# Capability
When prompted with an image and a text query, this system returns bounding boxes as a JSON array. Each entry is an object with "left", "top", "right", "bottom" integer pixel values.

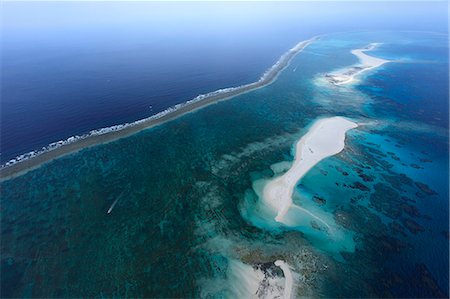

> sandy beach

[
  {"left": 325, "top": 43, "right": 390, "bottom": 85},
  {"left": 262, "top": 116, "right": 358, "bottom": 222},
  {"left": 0, "top": 37, "right": 318, "bottom": 180}
]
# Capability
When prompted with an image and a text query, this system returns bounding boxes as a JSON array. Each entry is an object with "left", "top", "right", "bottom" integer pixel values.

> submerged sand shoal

[
  {"left": 0, "top": 37, "right": 318, "bottom": 181},
  {"left": 263, "top": 116, "right": 358, "bottom": 222}
]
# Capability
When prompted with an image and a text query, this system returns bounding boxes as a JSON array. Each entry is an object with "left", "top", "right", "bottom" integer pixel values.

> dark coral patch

[
  {"left": 351, "top": 182, "right": 370, "bottom": 192},
  {"left": 313, "top": 195, "right": 326, "bottom": 206},
  {"left": 401, "top": 218, "right": 425, "bottom": 235},
  {"left": 414, "top": 182, "right": 437, "bottom": 196}
]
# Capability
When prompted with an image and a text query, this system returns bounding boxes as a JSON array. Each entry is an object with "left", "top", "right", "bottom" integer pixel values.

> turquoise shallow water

[{"left": 1, "top": 31, "right": 448, "bottom": 298}]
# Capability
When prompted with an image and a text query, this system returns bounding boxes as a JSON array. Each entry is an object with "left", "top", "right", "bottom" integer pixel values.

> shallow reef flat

[
  {"left": 0, "top": 38, "right": 317, "bottom": 181},
  {"left": 1, "top": 31, "right": 448, "bottom": 298}
]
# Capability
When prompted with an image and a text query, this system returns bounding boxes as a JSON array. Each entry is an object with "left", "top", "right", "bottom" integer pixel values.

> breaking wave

[{"left": 1, "top": 37, "right": 317, "bottom": 170}]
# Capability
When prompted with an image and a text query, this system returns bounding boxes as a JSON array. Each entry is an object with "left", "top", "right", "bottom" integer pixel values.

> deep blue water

[
  {"left": 1, "top": 2, "right": 449, "bottom": 298},
  {"left": 1, "top": 29, "right": 297, "bottom": 161},
  {"left": 356, "top": 33, "right": 449, "bottom": 296},
  {"left": 1, "top": 30, "right": 448, "bottom": 298},
  {"left": 1, "top": 1, "right": 448, "bottom": 162},
  {"left": 361, "top": 32, "right": 449, "bottom": 128}
]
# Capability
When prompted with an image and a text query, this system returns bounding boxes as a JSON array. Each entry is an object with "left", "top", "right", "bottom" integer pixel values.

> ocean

[
  {"left": 2, "top": 30, "right": 448, "bottom": 298},
  {"left": 0, "top": 23, "right": 293, "bottom": 162},
  {"left": 1, "top": 1, "right": 447, "bottom": 163},
  {"left": 1, "top": 1, "right": 449, "bottom": 298}
]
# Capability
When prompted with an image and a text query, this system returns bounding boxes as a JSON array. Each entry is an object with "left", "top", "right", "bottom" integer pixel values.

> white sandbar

[
  {"left": 274, "top": 260, "right": 294, "bottom": 299},
  {"left": 263, "top": 116, "right": 358, "bottom": 222},
  {"left": 326, "top": 43, "right": 390, "bottom": 85}
]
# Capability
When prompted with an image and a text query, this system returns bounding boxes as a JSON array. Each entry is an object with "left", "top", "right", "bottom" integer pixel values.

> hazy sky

[
  {"left": 2, "top": 2, "right": 447, "bottom": 44},
  {"left": 3, "top": 1, "right": 448, "bottom": 30},
  {"left": 1, "top": 0, "right": 448, "bottom": 160}
]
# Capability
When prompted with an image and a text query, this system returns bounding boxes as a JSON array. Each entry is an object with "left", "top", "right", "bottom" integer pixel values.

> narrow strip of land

[
  {"left": 274, "top": 260, "right": 294, "bottom": 299},
  {"left": 1, "top": 37, "right": 318, "bottom": 180}
]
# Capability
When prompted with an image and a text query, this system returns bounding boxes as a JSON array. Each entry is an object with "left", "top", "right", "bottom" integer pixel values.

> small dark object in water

[
  {"left": 359, "top": 173, "right": 374, "bottom": 182},
  {"left": 402, "top": 218, "right": 425, "bottom": 235},
  {"left": 351, "top": 182, "right": 370, "bottom": 192},
  {"left": 419, "top": 158, "right": 432, "bottom": 163},
  {"left": 414, "top": 182, "right": 437, "bottom": 196},
  {"left": 410, "top": 163, "right": 424, "bottom": 169},
  {"left": 400, "top": 203, "right": 421, "bottom": 218},
  {"left": 320, "top": 169, "right": 328, "bottom": 176},
  {"left": 310, "top": 220, "right": 322, "bottom": 231},
  {"left": 313, "top": 195, "right": 326, "bottom": 205}
]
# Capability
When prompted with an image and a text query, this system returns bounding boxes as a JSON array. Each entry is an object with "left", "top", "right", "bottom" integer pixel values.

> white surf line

[
  {"left": 326, "top": 43, "right": 390, "bottom": 85},
  {"left": 274, "top": 260, "right": 294, "bottom": 299},
  {"left": 1, "top": 36, "right": 319, "bottom": 181},
  {"left": 263, "top": 116, "right": 358, "bottom": 223}
]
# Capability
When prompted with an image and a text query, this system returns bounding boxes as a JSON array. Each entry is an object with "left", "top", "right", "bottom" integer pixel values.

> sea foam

[{"left": 1, "top": 38, "right": 317, "bottom": 172}]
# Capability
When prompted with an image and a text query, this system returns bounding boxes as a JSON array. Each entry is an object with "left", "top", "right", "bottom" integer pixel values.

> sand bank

[
  {"left": 274, "top": 260, "right": 294, "bottom": 299},
  {"left": 325, "top": 43, "right": 390, "bottom": 85},
  {"left": 1, "top": 37, "right": 318, "bottom": 181},
  {"left": 263, "top": 116, "right": 358, "bottom": 222},
  {"left": 225, "top": 259, "right": 288, "bottom": 298},
  {"left": 227, "top": 259, "right": 265, "bottom": 298}
]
